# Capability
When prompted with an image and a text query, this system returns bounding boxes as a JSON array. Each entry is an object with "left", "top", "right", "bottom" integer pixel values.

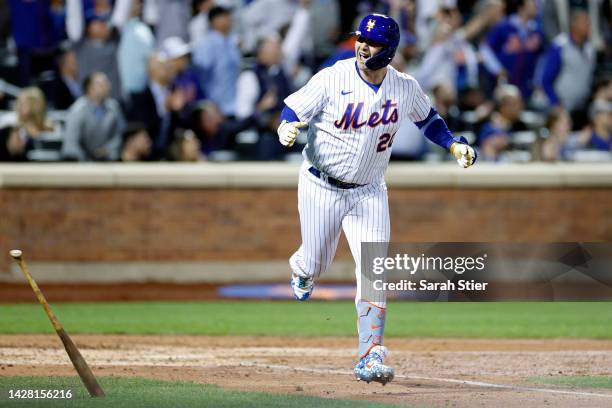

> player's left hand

[
  {"left": 450, "top": 142, "right": 477, "bottom": 168},
  {"left": 278, "top": 120, "right": 308, "bottom": 147}
]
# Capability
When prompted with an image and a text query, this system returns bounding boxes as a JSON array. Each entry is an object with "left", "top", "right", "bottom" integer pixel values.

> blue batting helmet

[{"left": 353, "top": 14, "right": 400, "bottom": 70}]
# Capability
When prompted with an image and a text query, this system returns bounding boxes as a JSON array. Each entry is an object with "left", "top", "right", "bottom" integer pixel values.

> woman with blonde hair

[
  {"left": 1, "top": 87, "right": 58, "bottom": 161},
  {"left": 16, "top": 87, "right": 54, "bottom": 133}
]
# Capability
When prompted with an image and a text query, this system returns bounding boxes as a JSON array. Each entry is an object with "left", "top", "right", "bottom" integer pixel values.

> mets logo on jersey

[{"left": 334, "top": 100, "right": 398, "bottom": 130}]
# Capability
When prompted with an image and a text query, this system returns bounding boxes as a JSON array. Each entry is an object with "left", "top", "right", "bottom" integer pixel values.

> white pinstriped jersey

[{"left": 284, "top": 58, "right": 432, "bottom": 185}]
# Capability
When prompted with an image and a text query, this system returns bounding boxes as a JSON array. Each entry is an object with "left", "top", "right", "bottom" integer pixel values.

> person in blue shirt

[
  {"left": 8, "top": 0, "right": 67, "bottom": 86},
  {"left": 192, "top": 6, "right": 241, "bottom": 117},
  {"left": 481, "top": 0, "right": 545, "bottom": 99},
  {"left": 579, "top": 100, "right": 611, "bottom": 151}
]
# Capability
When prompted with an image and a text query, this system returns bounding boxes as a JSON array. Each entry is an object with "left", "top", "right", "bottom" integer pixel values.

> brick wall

[{"left": 1, "top": 187, "right": 611, "bottom": 274}]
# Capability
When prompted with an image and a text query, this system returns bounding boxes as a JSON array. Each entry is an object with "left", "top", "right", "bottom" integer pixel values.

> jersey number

[{"left": 376, "top": 132, "right": 396, "bottom": 152}]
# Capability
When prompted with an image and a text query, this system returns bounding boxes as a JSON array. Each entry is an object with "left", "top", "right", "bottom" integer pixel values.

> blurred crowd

[{"left": 0, "top": 0, "right": 610, "bottom": 163}]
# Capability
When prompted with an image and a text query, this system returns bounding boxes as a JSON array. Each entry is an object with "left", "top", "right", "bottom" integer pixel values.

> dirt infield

[
  {"left": 1, "top": 335, "right": 612, "bottom": 407},
  {"left": 2, "top": 282, "right": 611, "bottom": 302}
]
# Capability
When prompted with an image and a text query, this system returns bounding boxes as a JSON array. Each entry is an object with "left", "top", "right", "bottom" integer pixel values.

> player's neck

[{"left": 359, "top": 66, "right": 387, "bottom": 86}]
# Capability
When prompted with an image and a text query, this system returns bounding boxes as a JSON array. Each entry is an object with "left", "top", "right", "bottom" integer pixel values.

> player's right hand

[
  {"left": 450, "top": 142, "right": 477, "bottom": 168},
  {"left": 278, "top": 120, "right": 308, "bottom": 147}
]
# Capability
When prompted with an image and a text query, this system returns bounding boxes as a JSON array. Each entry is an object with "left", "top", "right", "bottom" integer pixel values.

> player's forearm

[
  {"left": 422, "top": 117, "right": 457, "bottom": 150},
  {"left": 415, "top": 108, "right": 477, "bottom": 168},
  {"left": 414, "top": 108, "right": 456, "bottom": 150}
]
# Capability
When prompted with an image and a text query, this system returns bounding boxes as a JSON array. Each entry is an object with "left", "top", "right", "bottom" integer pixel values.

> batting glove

[
  {"left": 450, "top": 141, "right": 477, "bottom": 168},
  {"left": 278, "top": 120, "right": 308, "bottom": 147}
]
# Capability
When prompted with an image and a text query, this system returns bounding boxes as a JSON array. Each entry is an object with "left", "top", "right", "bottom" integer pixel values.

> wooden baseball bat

[{"left": 9, "top": 249, "right": 105, "bottom": 397}]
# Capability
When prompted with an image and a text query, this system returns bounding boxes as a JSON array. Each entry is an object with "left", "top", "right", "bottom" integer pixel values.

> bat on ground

[{"left": 9, "top": 249, "right": 105, "bottom": 397}]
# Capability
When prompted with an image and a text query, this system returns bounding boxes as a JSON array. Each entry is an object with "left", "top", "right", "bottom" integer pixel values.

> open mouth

[{"left": 358, "top": 52, "right": 370, "bottom": 63}]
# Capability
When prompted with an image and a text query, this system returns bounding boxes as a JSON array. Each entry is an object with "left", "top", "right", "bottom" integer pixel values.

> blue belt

[{"left": 308, "top": 166, "right": 363, "bottom": 189}]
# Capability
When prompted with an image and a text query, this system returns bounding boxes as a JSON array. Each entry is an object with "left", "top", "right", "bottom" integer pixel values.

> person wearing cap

[
  {"left": 160, "top": 36, "right": 205, "bottom": 107},
  {"left": 192, "top": 6, "right": 241, "bottom": 117}
]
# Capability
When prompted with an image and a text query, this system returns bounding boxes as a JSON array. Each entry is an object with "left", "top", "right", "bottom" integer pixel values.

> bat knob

[{"left": 9, "top": 249, "right": 23, "bottom": 259}]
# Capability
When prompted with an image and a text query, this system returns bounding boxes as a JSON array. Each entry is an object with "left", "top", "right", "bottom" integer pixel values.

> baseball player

[{"left": 277, "top": 14, "right": 476, "bottom": 385}]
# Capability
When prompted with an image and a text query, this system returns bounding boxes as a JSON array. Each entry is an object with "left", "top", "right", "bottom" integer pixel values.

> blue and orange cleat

[{"left": 354, "top": 345, "right": 394, "bottom": 385}]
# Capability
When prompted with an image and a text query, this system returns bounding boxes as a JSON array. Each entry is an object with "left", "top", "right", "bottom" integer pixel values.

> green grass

[
  {"left": 0, "top": 301, "right": 611, "bottom": 338},
  {"left": 528, "top": 376, "right": 612, "bottom": 390},
  {"left": 0, "top": 376, "right": 402, "bottom": 408}
]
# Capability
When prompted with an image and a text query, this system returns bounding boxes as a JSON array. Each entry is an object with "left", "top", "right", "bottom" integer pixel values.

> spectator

[
  {"left": 592, "top": 78, "right": 612, "bottom": 102},
  {"left": 481, "top": 0, "right": 545, "bottom": 99},
  {"left": 160, "top": 36, "right": 205, "bottom": 107},
  {"left": 194, "top": 100, "right": 257, "bottom": 156},
  {"left": 541, "top": 0, "right": 607, "bottom": 52},
  {"left": 0, "top": 1, "right": 10, "bottom": 46},
  {"left": 432, "top": 82, "right": 469, "bottom": 132},
  {"left": 578, "top": 99, "right": 611, "bottom": 151},
  {"left": 235, "top": 35, "right": 291, "bottom": 121},
  {"left": 415, "top": 4, "right": 479, "bottom": 93},
  {"left": 0, "top": 127, "right": 21, "bottom": 161},
  {"left": 0, "top": 87, "right": 59, "bottom": 161},
  {"left": 62, "top": 72, "right": 125, "bottom": 161},
  {"left": 478, "top": 84, "right": 527, "bottom": 160},
  {"left": 125, "top": 54, "right": 187, "bottom": 159},
  {"left": 278, "top": 0, "right": 314, "bottom": 88},
  {"left": 120, "top": 123, "right": 153, "bottom": 161},
  {"left": 189, "top": 0, "right": 214, "bottom": 44},
  {"left": 239, "top": 0, "right": 298, "bottom": 54},
  {"left": 387, "top": 0, "right": 418, "bottom": 44},
  {"left": 118, "top": 0, "right": 155, "bottom": 95},
  {"left": 66, "top": 0, "right": 129, "bottom": 100},
  {"left": 169, "top": 128, "right": 204, "bottom": 161},
  {"left": 8, "top": 0, "right": 67, "bottom": 86},
  {"left": 414, "top": 0, "right": 445, "bottom": 51},
  {"left": 45, "top": 48, "right": 82, "bottom": 110},
  {"left": 236, "top": 35, "right": 292, "bottom": 159},
  {"left": 539, "top": 107, "right": 572, "bottom": 161},
  {"left": 147, "top": 0, "right": 191, "bottom": 46},
  {"left": 193, "top": 6, "right": 241, "bottom": 116},
  {"left": 539, "top": 10, "right": 595, "bottom": 114},
  {"left": 309, "top": 0, "right": 341, "bottom": 65}
]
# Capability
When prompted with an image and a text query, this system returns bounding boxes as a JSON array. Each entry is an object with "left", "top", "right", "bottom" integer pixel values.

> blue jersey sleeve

[
  {"left": 414, "top": 108, "right": 459, "bottom": 150},
  {"left": 280, "top": 105, "right": 301, "bottom": 123}
]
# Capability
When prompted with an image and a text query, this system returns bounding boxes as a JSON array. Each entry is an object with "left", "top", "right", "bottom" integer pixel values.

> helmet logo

[{"left": 366, "top": 19, "right": 376, "bottom": 32}]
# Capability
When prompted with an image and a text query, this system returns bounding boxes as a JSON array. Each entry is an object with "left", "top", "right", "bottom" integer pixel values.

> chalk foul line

[{"left": 238, "top": 362, "right": 612, "bottom": 399}]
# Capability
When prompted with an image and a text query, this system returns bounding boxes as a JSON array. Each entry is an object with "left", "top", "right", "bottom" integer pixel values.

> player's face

[{"left": 355, "top": 36, "right": 384, "bottom": 71}]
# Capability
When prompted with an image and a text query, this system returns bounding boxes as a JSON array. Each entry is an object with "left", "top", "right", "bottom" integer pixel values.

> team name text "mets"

[{"left": 334, "top": 100, "right": 398, "bottom": 130}]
